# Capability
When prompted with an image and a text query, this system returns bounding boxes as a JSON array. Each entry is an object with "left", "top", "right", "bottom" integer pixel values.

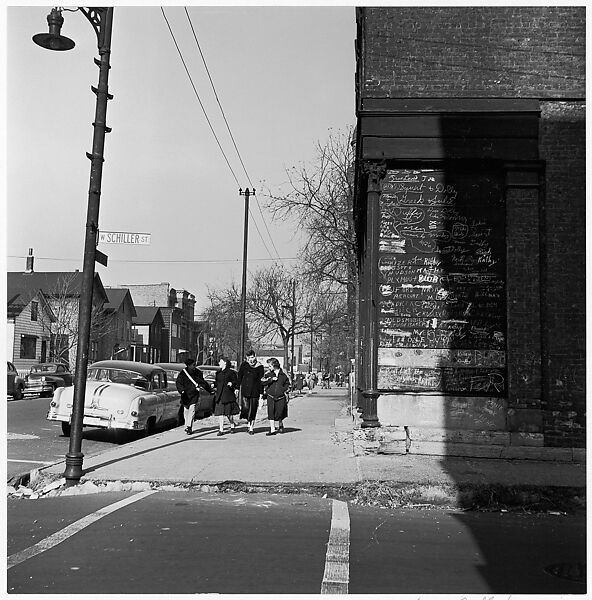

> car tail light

[
  {"left": 131, "top": 410, "right": 138, "bottom": 417},
  {"left": 50, "top": 400, "right": 57, "bottom": 407}
]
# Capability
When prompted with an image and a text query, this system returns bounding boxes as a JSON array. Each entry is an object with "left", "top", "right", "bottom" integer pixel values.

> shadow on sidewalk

[{"left": 82, "top": 425, "right": 220, "bottom": 475}]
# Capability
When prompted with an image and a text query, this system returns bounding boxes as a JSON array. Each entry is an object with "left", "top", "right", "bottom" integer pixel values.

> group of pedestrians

[{"left": 175, "top": 351, "right": 291, "bottom": 437}]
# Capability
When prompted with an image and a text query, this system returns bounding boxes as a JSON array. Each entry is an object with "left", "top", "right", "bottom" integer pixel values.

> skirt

[
  {"left": 214, "top": 400, "right": 240, "bottom": 417},
  {"left": 267, "top": 395, "right": 287, "bottom": 421},
  {"left": 240, "top": 396, "right": 259, "bottom": 421}
]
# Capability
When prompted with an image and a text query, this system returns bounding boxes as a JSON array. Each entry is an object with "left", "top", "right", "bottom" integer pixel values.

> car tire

[
  {"left": 12, "top": 386, "right": 24, "bottom": 401},
  {"left": 144, "top": 417, "right": 156, "bottom": 437},
  {"left": 61, "top": 421, "right": 71, "bottom": 437}
]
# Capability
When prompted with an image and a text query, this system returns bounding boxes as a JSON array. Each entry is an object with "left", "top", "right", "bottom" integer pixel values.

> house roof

[
  {"left": 6, "top": 276, "right": 55, "bottom": 320},
  {"left": 133, "top": 306, "right": 163, "bottom": 325},
  {"left": 7, "top": 271, "right": 108, "bottom": 304},
  {"left": 104, "top": 288, "right": 137, "bottom": 317}
]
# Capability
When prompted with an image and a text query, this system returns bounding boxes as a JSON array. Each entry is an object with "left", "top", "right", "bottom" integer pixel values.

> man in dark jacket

[
  {"left": 237, "top": 350, "right": 265, "bottom": 435},
  {"left": 175, "top": 358, "right": 212, "bottom": 435}
]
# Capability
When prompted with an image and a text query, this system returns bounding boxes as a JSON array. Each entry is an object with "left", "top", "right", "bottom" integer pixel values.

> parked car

[
  {"left": 47, "top": 360, "right": 181, "bottom": 437},
  {"left": 7, "top": 362, "right": 25, "bottom": 400},
  {"left": 197, "top": 364, "right": 221, "bottom": 389},
  {"left": 25, "top": 362, "right": 73, "bottom": 397},
  {"left": 155, "top": 363, "right": 217, "bottom": 420}
]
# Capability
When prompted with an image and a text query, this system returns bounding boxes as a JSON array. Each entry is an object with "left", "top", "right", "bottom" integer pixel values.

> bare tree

[
  {"left": 37, "top": 273, "right": 112, "bottom": 367},
  {"left": 246, "top": 264, "right": 347, "bottom": 371},
  {"left": 264, "top": 127, "right": 357, "bottom": 300},
  {"left": 202, "top": 283, "right": 243, "bottom": 362}
]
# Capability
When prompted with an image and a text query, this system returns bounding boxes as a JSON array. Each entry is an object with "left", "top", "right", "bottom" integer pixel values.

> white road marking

[
  {"left": 7, "top": 433, "right": 40, "bottom": 440},
  {"left": 321, "top": 499, "right": 350, "bottom": 594},
  {"left": 7, "top": 459, "right": 54, "bottom": 465},
  {"left": 7, "top": 490, "right": 156, "bottom": 569}
]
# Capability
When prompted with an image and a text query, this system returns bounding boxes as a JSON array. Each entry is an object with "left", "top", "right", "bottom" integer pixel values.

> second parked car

[
  {"left": 7, "top": 362, "right": 25, "bottom": 400},
  {"left": 26, "top": 362, "right": 73, "bottom": 397}
]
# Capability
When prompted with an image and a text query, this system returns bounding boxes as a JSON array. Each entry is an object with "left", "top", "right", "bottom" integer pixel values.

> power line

[
  {"left": 184, "top": 7, "right": 252, "bottom": 189},
  {"left": 183, "top": 7, "right": 283, "bottom": 263},
  {"left": 8, "top": 255, "right": 298, "bottom": 265},
  {"left": 160, "top": 7, "right": 241, "bottom": 186}
]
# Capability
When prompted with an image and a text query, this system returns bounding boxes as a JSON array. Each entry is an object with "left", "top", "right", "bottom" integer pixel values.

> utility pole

[
  {"left": 290, "top": 279, "right": 296, "bottom": 380},
  {"left": 309, "top": 312, "right": 313, "bottom": 373},
  {"left": 238, "top": 188, "right": 254, "bottom": 366}
]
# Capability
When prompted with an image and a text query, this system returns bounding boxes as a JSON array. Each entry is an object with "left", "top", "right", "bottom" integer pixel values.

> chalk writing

[
  {"left": 376, "top": 168, "right": 507, "bottom": 393},
  {"left": 378, "top": 366, "right": 506, "bottom": 395}
]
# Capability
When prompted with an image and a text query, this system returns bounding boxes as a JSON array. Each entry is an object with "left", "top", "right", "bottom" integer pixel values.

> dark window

[
  {"left": 31, "top": 301, "right": 38, "bottom": 321},
  {"left": 20, "top": 335, "right": 37, "bottom": 359}
]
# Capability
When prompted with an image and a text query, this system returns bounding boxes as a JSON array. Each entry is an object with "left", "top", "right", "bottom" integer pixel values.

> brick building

[
  {"left": 354, "top": 7, "right": 585, "bottom": 457},
  {"left": 123, "top": 283, "right": 206, "bottom": 363}
]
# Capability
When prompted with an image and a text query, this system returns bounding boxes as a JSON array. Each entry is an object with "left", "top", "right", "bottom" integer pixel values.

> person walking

[
  {"left": 213, "top": 356, "right": 239, "bottom": 436},
  {"left": 237, "top": 350, "right": 265, "bottom": 435},
  {"left": 294, "top": 372, "right": 304, "bottom": 395},
  {"left": 175, "top": 358, "right": 212, "bottom": 435},
  {"left": 261, "top": 357, "right": 290, "bottom": 436}
]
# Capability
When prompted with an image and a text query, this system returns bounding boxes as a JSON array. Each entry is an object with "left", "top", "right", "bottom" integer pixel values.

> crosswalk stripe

[
  {"left": 7, "top": 490, "right": 156, "bottom": 569},
  {"left": 321, "top": 499, "right": 350, "bottom": 594}
]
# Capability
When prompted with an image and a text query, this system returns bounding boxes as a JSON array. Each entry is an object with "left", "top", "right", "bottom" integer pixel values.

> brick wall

[
  {"left": 357, "top": 7, "right": 585, "bottom": 448},
  {"left": 539, "top": 101, "right": 586, "bottom": 447},
  {"left": 361, "top": 7, "right": 585, "bottom": 99}
]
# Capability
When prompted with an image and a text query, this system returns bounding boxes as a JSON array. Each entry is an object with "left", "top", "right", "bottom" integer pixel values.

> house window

[
  {"left": 31, "top": 301, "right": 38, "bottom": 321},
  {"left": 20, "top": 335, "right": 37, "bottom": 359}
]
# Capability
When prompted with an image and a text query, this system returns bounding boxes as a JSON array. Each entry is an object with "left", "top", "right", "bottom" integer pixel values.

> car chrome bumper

[
  {"left": 47, "top": 413, "right": 140, "bottom": 431},
  {"left": 26, "top": 382, "right": 53, "bottom": 393}
]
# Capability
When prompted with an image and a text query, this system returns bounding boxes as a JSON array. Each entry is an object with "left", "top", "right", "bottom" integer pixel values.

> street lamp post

[
  {"left": 306, "top": 312, "right": 313, "bottom": 373},
  {"left": 33, "top": 6, "right": 114, "bottom": 485},
  {"left": 282, "top": 279, "right": 296, "bottom": 381},
  {"left": 238, "top": 188, "right": 255, "bottom": 365}
]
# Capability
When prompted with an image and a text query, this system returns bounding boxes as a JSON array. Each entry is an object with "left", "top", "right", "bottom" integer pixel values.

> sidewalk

[{"left": 34, "top": 388, "right": 585, "bottom": 497}]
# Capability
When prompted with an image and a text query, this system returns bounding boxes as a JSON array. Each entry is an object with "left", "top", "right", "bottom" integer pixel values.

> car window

[
  {"left": 88, "top": 368, "right": 150, "bottom": 389},
  {"left": 8, "top": 362, "right": 15, "bottom": 372},
  {"left": 57, "top": 365, "right": 64, "bottom": 373},
  {"left": 151, "top": 372, "right": 164, "bottom": 390},
  {"left": 31, "top": 364, "right": 54, "bottom": 373}
]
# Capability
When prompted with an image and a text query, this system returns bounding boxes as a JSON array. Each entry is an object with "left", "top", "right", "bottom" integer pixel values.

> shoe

[
  {"left": 278, "top": 424, "right": 284, "bottom": 433},
  {"left": 266, "top": 431, "right": 276, "bottom": 436},
  {"left": 185, "top": 428, "right": 192, "bottom": 435},
  {"left": 230, "top": 427, "right": 235, "bottom": 434},
  {"left": 217, "top": 431, "right": 224, "bottom": 437},
  {"left": 249, "top": 430, "right": 254, "bottom": 435}
]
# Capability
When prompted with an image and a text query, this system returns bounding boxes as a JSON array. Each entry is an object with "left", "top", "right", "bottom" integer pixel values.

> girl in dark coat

[
  {"left": 213, "top": 357, "right": 239, "bottom": 436},
  {"left": 237, "top": 350, "right": 265, "bottom": 435},
  {"left": 261, "top": 357, "right": 290, "bottom": 436}
]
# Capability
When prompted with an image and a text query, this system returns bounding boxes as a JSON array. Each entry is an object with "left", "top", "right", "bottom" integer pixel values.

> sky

[{"left": 5, "top": 4, "right": 356, "bottom": 314}]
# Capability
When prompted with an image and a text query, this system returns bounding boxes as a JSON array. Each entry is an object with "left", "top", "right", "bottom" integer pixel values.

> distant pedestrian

[
  {"left": 175, "top": 358, "right": 212, "bottom": 435},
  {"left": 294, "top": 372, "right": 304, "bottom": 395},
  {"left": 237, "top": 350, "right": 265, "bottom": 435},
  {"left": 261, "top": 357, "right": 290, "bottom": 436},
  {"left": 213, "top": 357, "right": 239, "bottom": 436}
]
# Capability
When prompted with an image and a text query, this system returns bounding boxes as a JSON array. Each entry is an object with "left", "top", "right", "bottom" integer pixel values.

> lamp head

[{"left": 33, "top": 7, "right": 75, "bottom": 51}]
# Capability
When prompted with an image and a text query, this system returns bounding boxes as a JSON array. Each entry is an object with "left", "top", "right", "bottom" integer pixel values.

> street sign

[
  {"left": 98, "top": 231, "right": 151, "bottom": 245},
  {"left": 95, "top": 249, "right": 108, "bottom": 266}
]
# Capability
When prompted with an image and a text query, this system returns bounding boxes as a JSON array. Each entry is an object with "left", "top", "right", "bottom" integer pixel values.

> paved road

[
  {"left": 7, "top": 490, "right": 586, "bottom": 594},
  {"left": 7, "top": 395, "right": 156, "bottom": 480}
]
